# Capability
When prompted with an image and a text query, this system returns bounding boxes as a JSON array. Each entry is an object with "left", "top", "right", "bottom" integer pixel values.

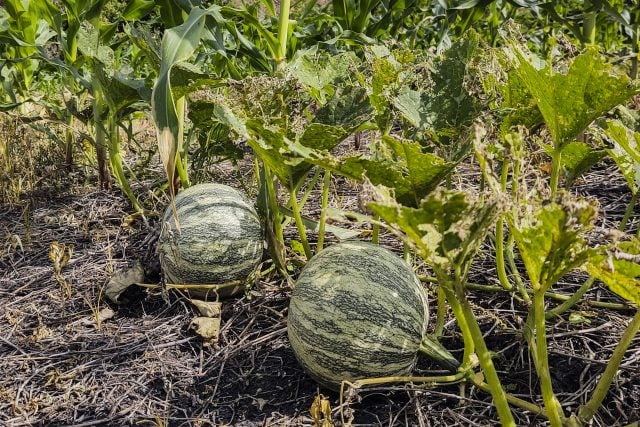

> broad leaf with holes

[
  {"left": 587, "top": 239, "right": 640, "bottom": 305},
  {"left": 505, "top": 44, "right": 638, "bottom": 148},
  {"left": 602, "top": 119, "right": 640, "bottom": 194},
  {"left": 369, "top": 189, "right": 501, "bottom": 276},
  {"left": 511, "top": 196, "right": 597, "bottom": 291}
]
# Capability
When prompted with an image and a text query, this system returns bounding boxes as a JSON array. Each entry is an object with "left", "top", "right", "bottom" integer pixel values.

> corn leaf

[{"left": 152, "top": 5, "right": 224, "bottom": 196}]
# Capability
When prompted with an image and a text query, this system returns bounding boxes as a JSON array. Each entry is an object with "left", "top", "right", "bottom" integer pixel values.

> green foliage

[
  {"left": 369, "top": 189, "right": 501, "bottom": 274},
  {"left": 559, "top": 141, "right": 607, "bottom": 188},
  {"left": 511, "top": 196, "right": 597, "bottom": 291},
  {"left": 587, "top": 239, "right": 640, "bottom": 305},
  {"left": 601, "top": 119, "right": 640, "bottom": 193},
  {"left": 505, "top": 44, "right": 638, "bottom": 149}
]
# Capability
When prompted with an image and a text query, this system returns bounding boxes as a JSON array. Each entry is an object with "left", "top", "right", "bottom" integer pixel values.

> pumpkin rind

[
  {"left": 159, "top": 183, "right": 263, "bottom": 298},
  {"left": 287, "top": 241, "right": 429, "bottom": 390}
]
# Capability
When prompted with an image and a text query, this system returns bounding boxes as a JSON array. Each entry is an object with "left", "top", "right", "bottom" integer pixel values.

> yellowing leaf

[
  {"left": 587, "top": 240, "right": 640, "bottom": 305},
  {"left": 189, "top": 316, "right": 221, "bottom": 344},
  {"left": 511, "top": 196, "right": 597, "bottom": 291}
]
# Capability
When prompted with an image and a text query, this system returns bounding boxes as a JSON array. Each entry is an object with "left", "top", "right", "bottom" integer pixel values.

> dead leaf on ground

[
  {"left": 189, "top": 299, "right": 222, "bottom": 317},
  {"left": 189, "top": 316, "right": 221, "bottom": 344},
  {"left": 105, "top": 261, "right": 145, "bottom": 303}
]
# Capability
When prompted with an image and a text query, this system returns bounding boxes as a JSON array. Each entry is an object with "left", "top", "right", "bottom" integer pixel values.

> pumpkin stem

[{"left": 419, "top": 335, "right": 460, "bottom": 372}]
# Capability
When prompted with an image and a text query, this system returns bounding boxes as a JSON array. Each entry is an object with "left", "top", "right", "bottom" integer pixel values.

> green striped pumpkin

[
  {"left": 159, "top": 183, "right": 263, "bottom": 298},
  {"left": 288, "top": 241, "right": 457, "bottom": 390}
]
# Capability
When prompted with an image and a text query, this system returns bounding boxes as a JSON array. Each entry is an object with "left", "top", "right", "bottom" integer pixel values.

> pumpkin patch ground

[{"left": 1, "top": 144, "right": 639, "bottom": 426}]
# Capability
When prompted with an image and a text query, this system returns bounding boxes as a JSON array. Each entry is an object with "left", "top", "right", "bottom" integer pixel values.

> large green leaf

[
  {"left": 369, "top": 136, "right": 456, "bottom": 206},
  {"left": 288, "top": 50, "right": 358, "bottom": 102},
  {"left": 601, "top": 119, "right": 640, "bottom": 193},
  {"left": 505, "top": 44, "right": 639, "bottom": 148},
  {"left": 393, "top": 32, "right": 480, "bottom": 145},
  {"left": 123, "top": 0, "right": 155, "bottom": 21},
  {"left": 559, "top": 141, "right": 607, "bottom": 188},
  {"left": 511, "top": 196, "right": 597, "bottom": 291},
  {"left": 369, "top": 189, "right": 501, "bottom": 276},
  {"left": 587, "top": 239, "right": 640, "bottom": 305}
]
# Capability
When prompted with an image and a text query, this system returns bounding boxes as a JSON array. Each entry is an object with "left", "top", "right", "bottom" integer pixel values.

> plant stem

[
  {"left": 578, "top": 309, "right": 640, "bottom": 422},
  {"left": 289, "top": 185, "right": 312, "bottom": 260},
  {"left": 620, "top": 191, "right": 639, "bottom": 233},
  {"left": 496, "top": 160, "right": 512, "bottom": 291},
  {"left": 438, "top": 280, "right": 476, "bottom": 365},
  {"left": 419, "top": 335, "right": 460, "bottom": 372},
  {"left": 507, "top": 236, "right": 531, "bottom": 303},
  {"left": 459, "top": 294, "right": 516, "bottom": 426},
  {"left": 175, "top": 96, "right": 190, "bottom": 188},
  {"left": 372, "top": 214, "right": 380, "bottom": 244},
  {"left": 533, "top": 289, "right": 565, "bottom": 426},
  {"left": 276, "top": 0, "right": 291, "bottom": 66},
  {"left": 434, "top": 286, "right": 446, "bottom": 337},
  {"left": 582, "top": 5, "right": 597, "bottom": 46},
  {"left": 107, "top": 114, "right": 142, "bottom": 212},
  {"left": 316, "top": 169, "right": 331, "bottom": 252},
  {"left": 545, "top": 277, "right": 595, "bottom": 320},
  {"left": 550, "top": 149, "right": 562, "bottom": 197},
  {"left": 420, "top": 276, "right": 632, "bottom": 311},
  {"left": 266, "top": 167, "right": 285, "bottom": 247},
  {"left": 470, "top": 377, "right": 547, "bottom": 418}
]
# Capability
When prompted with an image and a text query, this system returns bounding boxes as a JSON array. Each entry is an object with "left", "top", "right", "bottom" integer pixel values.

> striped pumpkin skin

[
  {"left": 288, "top": 241, "right": 429, "bottom": 390},
  {"left": 159, "top": 183, "right": 263, "bottom": 298}
]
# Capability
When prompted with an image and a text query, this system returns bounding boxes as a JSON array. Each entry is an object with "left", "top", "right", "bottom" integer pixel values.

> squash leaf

[
  {"left": 587, "top": 239, "right": 640, "bottom": 305},
  {"left": 601, "top": 119, "right": 640, "bottom": 194},
  {"left": 505, "top": 43, "right": 639, "bottom": 148},
  {"left": 510, "top": 196, "right": 597, "bottom": 292},
  {"left": 560, "top": 141, "right": 607, "bottom": 189},
  {"left": 393, "top": 32, "right": 481, "bottom": 148},
  {"left": 369, "top": 189, "right": 501, "bottom": 278}
]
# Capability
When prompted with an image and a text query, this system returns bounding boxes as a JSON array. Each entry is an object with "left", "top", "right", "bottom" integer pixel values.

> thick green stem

[
  {"left": 276, "top": 0, "right": 291, "bottom": 65},
  {"left": 316, "top": 170, "right": 331, "bottom": 253},
  {"left": 421, "top": 276, "right": 631, "bottom": 311},
  {"left": 434, "top": 286, "right": 447, "bottom": 337},
  {"left": 419, "top": 335, "right": 460, "bottom": 372},
  {"left": 506, "top": 236, "right": 531, "bottom": 303},
  {"left": 533, "top": 290, "right": 565, "bottom": 426},
  {"left": 92, "top": 89, "right": 110, "bottom": 190},
  {"left": 550, "top": 149, "right": 562, "bottom": 197},
  {"left": 372, "top": 214, "right": 380, "bottom": 244},
  {"left": 470, "top": 377, "right": 547, "bottom": 418},
  {"left": 496, "top": 160, "right": 512, "bottom": 291},
  {"left": 545, "top": 277, "right": 595, "bottom": 320},
  {"left": 620, "top": 191, "right": 639, "bottom": 233},
  {"left": 289, "top": 184, "right": 312, "bottom": 260},
  {"left": 438, "top": 281, "right": 476, "bottom": 365},
  {"left": 582, "top": 8, "right": 597, "bottom": 46},
  {"left": 266, "top": 167, "right": 285, "bottom": 246},
  {"left": 578, "top": 309, "right": 640, "bottom": 422},
  {"left": 459, "top": 295, "right": 516, "bottom": 426}
]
